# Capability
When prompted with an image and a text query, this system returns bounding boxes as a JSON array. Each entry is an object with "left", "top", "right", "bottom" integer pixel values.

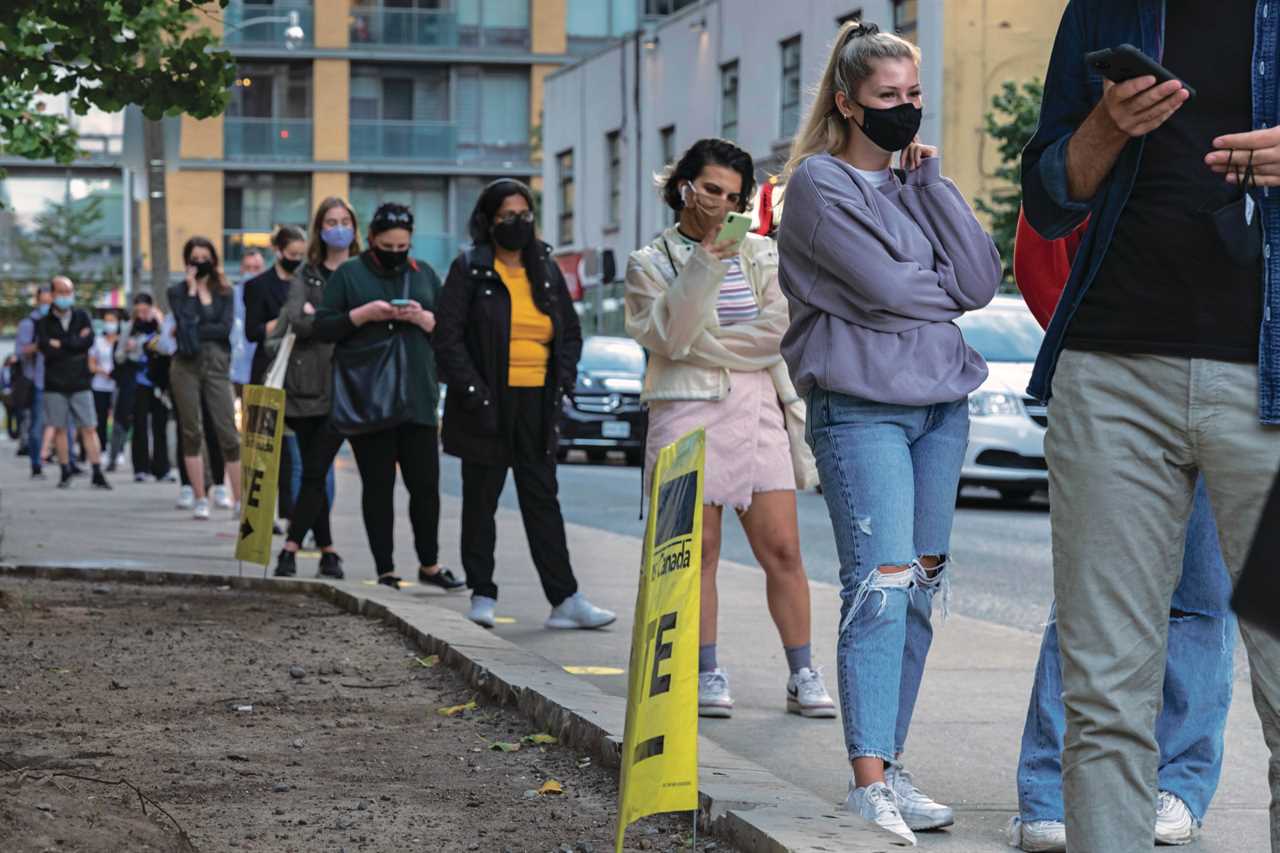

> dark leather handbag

[{"left": 330, "top": 272, "right": 412, "bottom": 436}]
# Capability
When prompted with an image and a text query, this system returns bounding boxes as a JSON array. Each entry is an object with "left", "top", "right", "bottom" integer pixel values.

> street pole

[
  {"left": 121, "top": 165, "right": 133, "bottom": 302},
  {"left": 143, "top": 117, "right": 169, "bottom": 311}
]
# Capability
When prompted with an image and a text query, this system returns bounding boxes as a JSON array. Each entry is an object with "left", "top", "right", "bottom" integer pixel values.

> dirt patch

[{"left": 0, "top": 578, "right": 729, "bottom": 853}]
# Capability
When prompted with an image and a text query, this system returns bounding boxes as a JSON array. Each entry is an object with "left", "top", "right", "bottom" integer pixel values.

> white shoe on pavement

[
  {"left": 846, "top": 781, "right": 917, "bottom": 846},
  {"left": 211, "top": 484, "right": 232, "bottom": 509},
  {"left": 786, "top": 666, "right": 837, "bottom": 718},
  {"left": 698, "top": 668, "right": 734, "bottom": 718},
  {"left": 114, "top": 452, "right": 127, "bottom": 468},
  {"left": 545, "top": 593, "right": 617, "bottom": 630},
  {"left": 468, "top": 596, "right": 497, "bottom": 629},
  {"left": 176, "top": 485, "right": 194, "bottom": 509},
  {"left": 885, "top": 763, "right": 954, "bottom": 831},
  {"left": 1005, "top": 816, "right": 1066, "bottom": 852},
  {"left": 1155, "top": 791, "right": 1199, "bottom": 846},
  {"left": 192, "top": 498, "right": 211, "bottom": 520}
]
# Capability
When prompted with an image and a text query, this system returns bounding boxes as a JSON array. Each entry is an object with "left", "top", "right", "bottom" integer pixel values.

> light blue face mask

[
  {"left": 36, "top": 303, "right": 51, "bottom": 317},
  {"left": 53, "top": 296, "right": 74, "bottom": 311}
]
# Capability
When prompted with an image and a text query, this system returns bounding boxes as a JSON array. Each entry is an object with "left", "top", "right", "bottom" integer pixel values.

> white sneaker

[
  {"left": 1155, "top": 791, "right": 1199, "bottom": 846},
  {"left": 846, "top": 781, "right": 917, "bottom": 846},
  {"left": 1005, "top": 816, "right": 1066, "bottom": 852},
  {"left": 698, "top": 668, "right": 734, "bottom": 718},
  {"left": 176, "top": 485, "right": 194, "bottom": 509},
  {"left": 468, "top": 595, "right": 497, "bottom": 629},
  {"left": 545, "top": 593, "right": 617, "bottom": 630},
  {"left": 232, "top": 500, "right": 241, "bottom": 517},
  {"left": 211, "top": 484, "right": 232, "bottom": 509},
  {"left": 192, "top": 498, "right": 211, "bottom": 520},
  {"left": 161, "top": 470, "right": 178, "bottom": 483},
  {"left": 786, "top": 667, "right": 837, "bottom": 718},
  {"left": 886, "top": 763, "right": 954, "bottom": 831},
  {"left": 114, "top": 452, "right": 127, "bottom": 468}
]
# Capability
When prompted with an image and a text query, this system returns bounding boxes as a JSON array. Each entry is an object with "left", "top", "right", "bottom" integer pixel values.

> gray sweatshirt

[{"left": 778, "top": 154, "right": 1001, "bottom": 406}]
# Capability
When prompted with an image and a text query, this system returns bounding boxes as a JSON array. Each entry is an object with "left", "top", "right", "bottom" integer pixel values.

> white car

[{"left": 955, "top": 297, "right": 1048, "bottom": 503}]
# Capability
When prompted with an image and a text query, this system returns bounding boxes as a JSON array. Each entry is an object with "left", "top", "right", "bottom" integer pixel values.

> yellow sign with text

[
  {"left": 615, "top": 429, "right": 704, "bottom": 852},
  {"left": 235, "top": 385, "right": 286, "bottom": 567}
]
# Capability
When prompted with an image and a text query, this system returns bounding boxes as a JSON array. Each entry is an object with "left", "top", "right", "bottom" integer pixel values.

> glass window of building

[
  {"left": 223, "top": 172, "right": 311, "bottom": 270},
  {"left": 455, "top": 67, "right": 531, "bottom": 164},
  {"left": 605, "top": 130, "right": 622, "bottom": 228},
  {"left": 457, "top": 0, "right": 530, "bottom": 49},
  {"left": 779, "top": 36, "right": 802, "bottom": 139},
  {"left": 557, "top": 149, "right": 574, "bottom": 246},
  {"left": 644, "top": 0, "right": 698, "bottom": 16},
  {"left": 350, "top": 64, "right": 451, "bottom": 160},
  {"left": 350, "top": 174, "right": 454, "bottom": 272},
  {"left": 226, "top": 63, "right": 313, "bottom": 160},
  {"left": 893, "top": 0, "right": 918, "bottom": 41},
  {"left": 566, "top": 0, "right": 639, "bottom": 55},
  {"left": 720, "top": 61, "right": 739, "bottom": 141},
  {"left": 349, "top": 0, "right": 454, "bottom": 48},
  {"left": 0, "top": 172, "right": 125, "bottom": 280}
]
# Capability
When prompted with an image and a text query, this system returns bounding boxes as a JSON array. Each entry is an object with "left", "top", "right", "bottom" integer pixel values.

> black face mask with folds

[
  {"left": 492, "top": 218, "right": 535, "bottom": 252},
  {"left": 279, "top": 256, "right": 302, "bottom": 273},
  {"left": 193, "top": 260, "right": 215, "bottom": 278},
  {"left": 372, "top": 247, "right": 409, "bottom": 270},
  {"left": 853, "top": 101, "right": 923, "bottom": 153},
  {"left": 1208, "top": 150, "right": 1263, "bottom": 268}
]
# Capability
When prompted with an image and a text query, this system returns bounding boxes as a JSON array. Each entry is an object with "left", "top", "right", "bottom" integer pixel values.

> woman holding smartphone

[
  {"left": 624, "top": 137, "right": 835, "bottom": 721},
  {"left": 777, "top": 22, "right": 1001, "bottom": 843}
]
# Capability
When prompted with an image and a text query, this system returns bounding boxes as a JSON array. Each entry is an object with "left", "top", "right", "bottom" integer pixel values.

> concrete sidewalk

[{"left": 1, "top": 444, "right": 1270, "bottom": 851}]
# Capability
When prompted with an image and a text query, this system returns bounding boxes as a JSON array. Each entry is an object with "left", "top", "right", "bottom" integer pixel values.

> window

[
  {"left": 228, "top": 62, "right": 312, "bottom": 119},
  {"left": 222, "top": 172, "right": 311, "bottom": 270},
  {"left": 720, "top": 61, "right": 739, "bottom": 140},
  {"left": 455, "top": 67, "right": 531, "bottom": 163},
  {"left": 659, "top": 125, "right": 676, "bottom": 226},
  {"left": 457, "top": 0, "right": 530, "bottom": 49},
  {"left": 779, "top": 36, "right": 802, "bottom": 139},
  {"left": 557, "top": 149, "right": 575, "bottom": 246},
  {"left": 837, "top": 9, "right": 864, "bottom": 27},
  {"left": 644, "top": 0, "right": 698, "bottom": 16},
  {"left": 567, "top": 0, "right": 638, "bottom": 54},
  {"left": 0, "top": 172, "right": 125, "bottom": 277},
  {"left": 350, "top": 64, "right": 452, "bottom": 160},
  {"left": 893, "top": 0, "right": 918, "bottom": 41},
  {"left": 604, "top": 130, "right": 622, "bottom": 229},
  {"left": 350, "top": 174, "right": 453, "bottom": 271}
]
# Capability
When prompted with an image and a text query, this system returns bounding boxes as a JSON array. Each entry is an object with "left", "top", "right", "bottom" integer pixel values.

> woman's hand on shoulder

[{"left": 901, "top": 140, "right": 938, "bottom": 172}]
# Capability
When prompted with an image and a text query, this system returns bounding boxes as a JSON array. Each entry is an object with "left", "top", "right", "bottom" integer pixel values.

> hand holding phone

[
  {"left": 715, "top": 212, "right": 753, "bottom": 247},
  {"left": 389, "top": 298, "right": 413, "bottom": 307},
  {"left": 1085, "top": 45, "right": 1196, "bottom": 99}
]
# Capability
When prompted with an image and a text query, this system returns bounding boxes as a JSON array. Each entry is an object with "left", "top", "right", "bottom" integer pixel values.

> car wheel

[
  {"left": 586, "top": 449, "right": 608, "bottom": 463},
  {"left": 999, "top": 487, "right": 1036, "bottom": 504},
  {"left": 625, "top": 450, "right": 643, "bottom": 467}
]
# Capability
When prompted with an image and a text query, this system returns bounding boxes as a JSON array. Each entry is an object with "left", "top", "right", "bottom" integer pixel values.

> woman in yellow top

[{"left": 435, "top": 179, "right": 616, "bottom": 631}]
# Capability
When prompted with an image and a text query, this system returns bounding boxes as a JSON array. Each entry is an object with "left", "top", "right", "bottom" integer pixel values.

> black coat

[
  {"left": 36, "top": 308, "right": 95, "bottom": 394},
  {"left": 433, "top": 241, "right": 582, "bottom": 464}
]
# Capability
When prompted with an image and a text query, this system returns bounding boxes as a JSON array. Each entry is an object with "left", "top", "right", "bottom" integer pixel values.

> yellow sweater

[{"left": 497, "top": 259, "right": 553, "bottom": 387}]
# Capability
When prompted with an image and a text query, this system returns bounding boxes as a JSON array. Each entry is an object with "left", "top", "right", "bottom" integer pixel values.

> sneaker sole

[
  {"left": 904, "top": 812, "right": 955, "bottom": 832},
  {"left": 786, "top": 696, "right": 838, "bottom": 718},
  {"left": 1013, "top": 836, "right": 1066, "bottom": 853},
  {"left": 698, "top": 704, "right": 733, "bottom": 718},
  {"left": 544, "top": 616, "right": 618, "bottom": 630},
  {"left": 469, "top": 616, "right": 496, "bottom": 629},
  {"left": 1155, "top": 828, "right": 1199, "bottom": 846}
]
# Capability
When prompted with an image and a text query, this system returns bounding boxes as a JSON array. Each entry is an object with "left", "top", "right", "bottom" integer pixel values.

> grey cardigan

[{"left": 777, "top": 154, "right": 1001, "bottom": 406}]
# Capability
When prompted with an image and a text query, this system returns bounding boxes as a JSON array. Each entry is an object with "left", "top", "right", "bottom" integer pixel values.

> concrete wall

[
  {"left": 165, "top": 171, "right": 225, "bottom": 271},
  {"left": 314, "top": 0, "right": 350, "bottom": 49},
  {"left": 314, "top": 59, "right": 351, "bottom": 162}
]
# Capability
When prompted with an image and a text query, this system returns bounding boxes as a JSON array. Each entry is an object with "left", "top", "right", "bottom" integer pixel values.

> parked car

[
  {"left": 558, "top": 336, "right": 647, "bottom": 465},
  {"left": 954, "top": 297, "right": 1048, "bottom": 502}
]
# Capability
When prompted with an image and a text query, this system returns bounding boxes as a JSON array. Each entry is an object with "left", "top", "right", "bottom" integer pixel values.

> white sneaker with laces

[
  {"left": 176, "top": 485, "right": 195, "bottom": 509},
  {"left": 886, "top": 763, "right": 954, "bottom": 831},
  {"left": 545, "top": 593, "right": 617, "bottom": 630},
  {"left": 846, "top": 781, "right": 917, "bottom": 846},
  {"left": 786, "top": 667, "right": 837, "bottom": 718},
  {"left": 698, "top": 668, "right": 734, "bottom": 718},
  {"left": 211, "top": 484, "right": 232, "bottom": 509},
  {"left": 468, "top": 596, "right": 497, "bottom": 629},
  {"left": 1005, "top": 816, "right": 1066, "bottom": 852},
  {"left": 1155, "top": 791, "right": 1199, "bottom": 846},
  {"left": 192, "top": 498, "right": 211, "bottom": 520}
]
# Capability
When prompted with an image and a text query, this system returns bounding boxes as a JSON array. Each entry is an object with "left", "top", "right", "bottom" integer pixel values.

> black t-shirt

[
  {"left": 244, "top": 267, "right": 293, "bottom": 385},
  {"left": 1067, "top": 1, "right": 1260, "bottom": 361}
]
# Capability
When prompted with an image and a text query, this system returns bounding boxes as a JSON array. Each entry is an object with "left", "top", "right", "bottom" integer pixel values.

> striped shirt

[{"left": 715, "top": 259, "right": 758, "bottom": 326}]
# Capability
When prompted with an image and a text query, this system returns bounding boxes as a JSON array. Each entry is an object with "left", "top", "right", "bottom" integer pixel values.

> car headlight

[
  {"left": 580, "top": 374, "right": 594, "bottom": 388},
  {"left": 968, "top": 391, "right": 1023, "bottom": 417}
]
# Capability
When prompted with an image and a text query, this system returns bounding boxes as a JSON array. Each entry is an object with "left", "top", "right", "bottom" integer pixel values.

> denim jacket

[{"left": 1022, "top": 0, "right": 1280, "bottom": 423}]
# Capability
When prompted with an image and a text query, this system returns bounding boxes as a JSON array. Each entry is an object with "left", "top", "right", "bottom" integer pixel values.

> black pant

[
  {"left": 132, "top": 384, "right": 170, "bottom": 477},
  {"left": 348, "top": 422, "right": 440, "bottom": 576},
  {"left": 93, "top": 390, "right": 112, "bottom": 452},
  {"left": 285, "top": 415, "right": 344, "bottom": 549},
  {"left": 460, "top": 387, "right": 578, "bottom": 607}
]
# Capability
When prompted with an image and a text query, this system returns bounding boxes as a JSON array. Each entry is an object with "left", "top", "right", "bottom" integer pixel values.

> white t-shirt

[
  {"left": 852, "top": 166, "right": 895, "bottom": 189},
  {"left": 90, "top": 336, "right": 116, "bottom": 393}
]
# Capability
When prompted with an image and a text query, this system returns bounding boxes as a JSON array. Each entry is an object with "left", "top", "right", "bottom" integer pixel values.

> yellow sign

[
  {"left": 615, "top": 429, "right": 704, "bottom": 852},
  {"left": 235, "top": 385, "right": 287, "bottom": 567}
]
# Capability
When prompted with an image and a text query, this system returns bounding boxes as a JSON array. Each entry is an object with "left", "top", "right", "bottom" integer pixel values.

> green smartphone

[
  {"left": 715, "top": 211, "right": 753, "bottom": 246},
  {"left": 389, "top": 298, "right": 412, "bottom": 307}
]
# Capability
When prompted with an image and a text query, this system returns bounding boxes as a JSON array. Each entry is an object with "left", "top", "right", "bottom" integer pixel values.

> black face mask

[
  {"left": 853, "top": 102, "right": 923, "bottom": 153},
  {"left": 279, "top": 256, "right": 302, "bottom": 274},
  {"left": 193, "top": 260, "right": 215, "bottom": 278},
  {"left": 492, "top": 218, "right": 535, "bottom": 252},
  {"left": 373, "top": 247, "right": 409, "bottom": 270}
]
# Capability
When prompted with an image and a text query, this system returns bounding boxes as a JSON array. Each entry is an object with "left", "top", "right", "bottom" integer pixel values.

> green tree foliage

[
  {"left": 974, "top": 79, "right": 1044, "bottom": 284},
  {"left": 0, "top": 0, "right": 236, "bottom": 166}
]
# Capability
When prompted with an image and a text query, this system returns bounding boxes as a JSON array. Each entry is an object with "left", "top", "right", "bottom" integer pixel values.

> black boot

[
  {"left": 274, "top": 549, "right": 297, "bottom": 577},
  {"left": 318, "top": 552, "right": 345, "bottom": 580},
  {"left": 418, "top": 566, "right": 465, "bottom": 591}
]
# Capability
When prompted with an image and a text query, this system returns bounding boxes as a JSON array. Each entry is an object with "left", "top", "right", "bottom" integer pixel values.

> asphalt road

[{"left": 439, "top": 450, "right": 1056, "bottom": 633}]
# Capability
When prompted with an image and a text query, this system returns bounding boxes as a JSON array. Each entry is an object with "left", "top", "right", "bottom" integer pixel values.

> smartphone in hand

[
  {"left": 1084, "top": 44, "right": 1197, "bottom": 99},
  {"left": 715, "top": 212, "right": 753, "bottom": 246},
  {"left": 389, "top": 299, "right": 413, "bottom": 307}
]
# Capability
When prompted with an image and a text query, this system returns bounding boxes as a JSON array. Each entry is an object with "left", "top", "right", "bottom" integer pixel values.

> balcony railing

[
  {"left": 224, "top": 117, "right": 313, "bottom": 160},
  {"left": 223, "top": 0, "right": 314, "bottom": 47},
  {"left": 349, "top": 3, "right": 530, "bottom": 50},
  {"left": 349, "top": 120, "right": 457, "bottom": 161}
]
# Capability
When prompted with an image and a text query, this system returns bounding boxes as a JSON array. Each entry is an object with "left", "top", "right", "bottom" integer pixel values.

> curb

[{"left": 0, "top": 563, "right": 908, "bottom": 853}]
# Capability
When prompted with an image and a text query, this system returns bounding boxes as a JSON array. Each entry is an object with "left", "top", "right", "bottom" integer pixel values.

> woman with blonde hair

[
  {"left": 625, "top": 137, "right": 835, "bottom": 722},
  {"left": 776, "top": 21, "right": 1001, "bottom": 843}
]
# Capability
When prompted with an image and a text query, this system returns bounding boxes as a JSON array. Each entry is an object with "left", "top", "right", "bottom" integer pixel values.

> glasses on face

[{"left": 496, "top": 211, "right": 535, "bottom": 227}]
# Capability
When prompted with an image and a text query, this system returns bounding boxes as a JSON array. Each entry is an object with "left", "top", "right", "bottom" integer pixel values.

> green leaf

[
  {"left": 489, "top": 741, "right": 522, "bottom": 752},
  {"left": 522, "top": 733, "right": 558, "bottom": 746}
]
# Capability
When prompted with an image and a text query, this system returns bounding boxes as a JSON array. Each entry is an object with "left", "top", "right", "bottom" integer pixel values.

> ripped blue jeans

[{"left": 806, "top": 388, "right": 970, "bottom": 763}]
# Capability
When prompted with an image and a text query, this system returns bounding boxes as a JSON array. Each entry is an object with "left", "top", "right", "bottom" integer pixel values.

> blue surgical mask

[
  {"left": 53, "top": 296, "right": 74, "bottom": 311},
  {"left": 103, "top": 322, "right": 119, "bottom": 335},
  {"left": 321, "top": 225, "right": 354, "bottom": 249},
  {"left": 36, "top": 303, "right": 51, "bottom": 317}
]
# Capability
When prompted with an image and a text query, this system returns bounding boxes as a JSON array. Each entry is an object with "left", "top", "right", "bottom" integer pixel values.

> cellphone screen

[{"left": 716, "top": 213, "right": 752, "bottom": 245}]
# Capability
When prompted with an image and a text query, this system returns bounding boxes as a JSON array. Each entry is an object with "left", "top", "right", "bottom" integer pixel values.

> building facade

[{"left": 540, "top": 0, "right": 1067, "bottom": 269}]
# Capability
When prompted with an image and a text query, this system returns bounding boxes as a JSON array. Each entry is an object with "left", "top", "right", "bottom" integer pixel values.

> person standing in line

[
  {"left": 777, "top": 22, "right": 1001, "bottom": 844},
  {"left": 434, "top": 180, "right": 614, "bottom": 630},
  {"left": 245, "top": 227, "right": 306, "bottom": 531},
  {"left": 15, "top": 285, "right": 52, "bottom": 479},
  {"left": 36, "top": 276, "right": 113, "bottom": 490},
  {"left": 624, "top": 138, "right": 836, "bottom": 721},
  {"left": 274, "top": 197, "right": 359, "bottom": 580},
  {"left": 1, "top": 355, "right": 20, "bottom": 441},
  {"left": 89, "top": 310, "right": 120, "bottom": 463},
  {"left": 314, "top": 203, "right": 457, "bottom": 589},
  {"left": 120, "top": 293, "right": 172, "bottom": 482},
  {"left": 105, "top": 308, "right": 136, "bottom": 472},
  {"left": 167, "top": 237, "right": 243, "bottom": 520},
  {"left": 1022, "top": 2, "right": 1280, "bottom": 849},
  {"left": 231, "top": 248, "right": 266, "bottom": 394}
]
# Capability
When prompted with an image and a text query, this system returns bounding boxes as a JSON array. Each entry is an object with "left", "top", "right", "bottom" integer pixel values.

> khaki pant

[
  {"left": 1047, "top": 351, "right": 1280, "bottom": 852},
  {"left": 170, "top": 344, "right": 241, "bottom": 464}
]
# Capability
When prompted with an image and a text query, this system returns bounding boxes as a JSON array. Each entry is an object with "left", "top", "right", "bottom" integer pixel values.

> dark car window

[
  {"left": 581, "top": 338, "right": 645, "bottom": 374},
  {"left": 955, "top": 308, "right": 1044, "bottom": 363}
]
